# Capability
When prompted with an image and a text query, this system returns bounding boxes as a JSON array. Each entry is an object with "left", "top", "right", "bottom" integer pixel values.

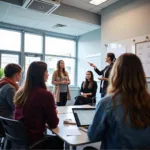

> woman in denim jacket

[{"left": 88, "top": 53, "right": 150, "bottom": 149}]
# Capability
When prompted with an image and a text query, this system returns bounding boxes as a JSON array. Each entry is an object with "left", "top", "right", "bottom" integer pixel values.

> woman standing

[
  {"left": 52, "top": 60, "right": 71, "bottom": 106},
  {"left": 88, "top": 54, "right": 150, "bottom": 149},
  {"left": 14, "top": 61, "right": 63, "bottom": 149},
  {"left": 74, "top": 71, "right": 97, "bottom": 105},
  {"left": 89, "top": 53, "right": 116, "bottom": 98}
]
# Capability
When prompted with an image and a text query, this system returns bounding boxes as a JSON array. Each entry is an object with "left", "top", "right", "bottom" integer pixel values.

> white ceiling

[
  {"left": 61, "top": 0, "right": 119, "bottom": 13},
  {"left": 0, "top": 1, "right": 100, "bottom": 36}
]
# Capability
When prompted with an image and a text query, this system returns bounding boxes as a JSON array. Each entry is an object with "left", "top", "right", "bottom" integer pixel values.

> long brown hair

[
  {"left": 56, "top": 60, "right": 67, "bottom": 77},
  {"left": 107, "top": 53, "right": 150, "bottom": 129},
  {"left": 14, "top": 61, "right": 47, "bottom": 107},
  {"left": 83, "top": 71, "right": 94, "bottom": 89}
]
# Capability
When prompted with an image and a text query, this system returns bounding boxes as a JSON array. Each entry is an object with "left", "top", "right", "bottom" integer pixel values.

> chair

[
  {"left": 74, "top": 96, "right": 96, "bottom": 106},
  {"left": 90, "top": 96, "right": 96, "bottom": 106},
  {"left": 0, "top": 122, "right": 5, "bottom": 149},
  {"left": 0, "top": 116, "right": 51, "bottom": 149}
]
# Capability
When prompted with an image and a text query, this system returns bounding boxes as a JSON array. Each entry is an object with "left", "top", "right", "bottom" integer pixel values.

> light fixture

[{"left": 89, "top": 0, "right": 107, "bottom": 5}]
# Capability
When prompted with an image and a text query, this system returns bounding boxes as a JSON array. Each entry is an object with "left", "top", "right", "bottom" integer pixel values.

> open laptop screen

[{"left": 72, "top": 108, "right": 95, "bottom": 127}]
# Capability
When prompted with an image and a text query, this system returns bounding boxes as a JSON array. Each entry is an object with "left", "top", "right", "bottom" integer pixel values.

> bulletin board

[
  {"left": 135, "top": 41, "right": 150, "bottom": 78},
  {"left": 85, "top": 54, "right": 101, "bottom": 81}
]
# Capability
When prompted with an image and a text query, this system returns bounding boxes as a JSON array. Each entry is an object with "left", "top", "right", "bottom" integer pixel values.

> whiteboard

[
  {"left": 107, "top": 33, "right": 150, "bottom": 81},
  {"left": 107, "top": 34, "right": 150, "bottom": 53},
  {"left": 107, "top": 46, "right": 127, "bottom": 58},
  {"left": 85, "top": 54, "right": 101, "bottom": 81},
  {"left": 135, "top": 41, "right": 150, "bottom": 78}
]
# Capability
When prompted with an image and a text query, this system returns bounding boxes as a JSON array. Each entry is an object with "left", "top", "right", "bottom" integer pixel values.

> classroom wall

[
  {"left": 101, "top": 0, "right": 150, "bottom": 44},
  {"left": 100, "top": 0, "right": 150, "bottom": 66},
  {"left": 77, "top": 28, "right": 101, "bottom": 102},
  {"left": 101, "top": 0, "right": 150, "bottom": 89},
  {"left": 78, "top": 29, "right": 101, "bottom": 85}
]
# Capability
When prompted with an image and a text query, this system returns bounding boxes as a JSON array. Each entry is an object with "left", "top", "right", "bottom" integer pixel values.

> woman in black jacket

[
  {"left": 89, "top": 53, "right": 116, "bottom": 98},
  {"left": 74, "top": 71, "right": 97, "bottom": 105}
]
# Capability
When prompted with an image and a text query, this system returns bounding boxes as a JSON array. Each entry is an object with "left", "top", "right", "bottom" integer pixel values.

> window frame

[
  {"left": 45, "top": 36, "right": 76, "bottom": 57},
  {"left": 0, "top": 28, "right": 21, "bottom": 51},
  {"left": 24, "top": 32, "right": 43, "bottom": 54},
  {"left": 0, "top": 51, "right": 21, "bottom": 68},
  {"left": 0, "top": 24, "right": 78, "bottom": 87}
]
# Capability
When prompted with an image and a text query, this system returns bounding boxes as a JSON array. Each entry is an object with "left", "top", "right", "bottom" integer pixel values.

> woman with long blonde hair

[{"left": 87, "top": 53, "right": 150, "bottom": 149}]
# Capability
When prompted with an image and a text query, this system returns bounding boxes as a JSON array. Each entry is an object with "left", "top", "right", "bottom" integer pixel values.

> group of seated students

[{"left": 0, "top": 53, "right": 150, "bottom": 149}]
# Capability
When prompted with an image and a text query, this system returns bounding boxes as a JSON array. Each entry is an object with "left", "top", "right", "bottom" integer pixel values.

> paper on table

[{"left": 66, "top": 129, "right": 81, "bottom": 136}]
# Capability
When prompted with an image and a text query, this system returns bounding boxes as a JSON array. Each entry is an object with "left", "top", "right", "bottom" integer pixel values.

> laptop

[{"left": 72, "top": 108, "right": 96, "bottom": 132}]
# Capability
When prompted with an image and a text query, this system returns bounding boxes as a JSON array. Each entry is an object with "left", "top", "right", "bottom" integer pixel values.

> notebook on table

[{"left": 72, "top": 108, "right": 96, "bottom": 132}]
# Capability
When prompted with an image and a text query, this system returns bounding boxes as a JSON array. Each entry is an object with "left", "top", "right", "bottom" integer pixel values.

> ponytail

[
  {"left": 113, "top": 58, "right": 116, "bottom": 63},
  {"left": 107, "top": 53, "right": 116, "bottom": 63}
]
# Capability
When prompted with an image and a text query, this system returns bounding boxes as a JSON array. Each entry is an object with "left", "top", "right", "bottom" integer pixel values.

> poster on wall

[{"left": 135, "top": 41, "right": 150, "bottom": 78}]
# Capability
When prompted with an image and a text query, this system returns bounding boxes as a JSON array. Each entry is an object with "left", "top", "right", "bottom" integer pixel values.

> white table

[
  {"left": 57, "top": 105, "right": 95, "bottom": 114},
  {"left": 52, "top": 105, "right": 97, "bottom": 150}
]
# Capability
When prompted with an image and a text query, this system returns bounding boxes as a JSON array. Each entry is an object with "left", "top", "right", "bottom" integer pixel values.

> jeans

[{"left": 57, "top": 92, "right": 67, "bottom": 106}]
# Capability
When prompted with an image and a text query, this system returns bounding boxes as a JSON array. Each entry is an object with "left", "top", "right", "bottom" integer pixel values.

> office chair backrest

[{"left": 0, "top": 116, "right": 28, "bottom": 147}]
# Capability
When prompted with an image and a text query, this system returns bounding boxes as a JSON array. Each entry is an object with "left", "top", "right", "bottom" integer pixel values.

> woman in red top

[{"left": 13, "top": 61, "right": 63, "bottom": 149}]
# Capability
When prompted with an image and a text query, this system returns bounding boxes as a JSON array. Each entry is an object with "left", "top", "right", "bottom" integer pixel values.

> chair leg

[
  {"left": 3, "top": 139, "right": 12, "bottom": 150},
  {"left": 0, "top": 137, "right": 5, "bottom": 149}
]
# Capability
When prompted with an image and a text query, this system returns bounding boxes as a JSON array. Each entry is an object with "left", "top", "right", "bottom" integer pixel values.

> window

[
  {"left": 0, "top": 28, "right": 77, "bottom": 86},
  {"left": 24, "top": 33, "right": 43, "bottom": 53},
  {"left": 25, "top": 56, "right": 41, "bottom": 74},
  {"left": 45, "top": 37, "right": 76, "bottom": 57},
  {"left": 0, "top": 29, "right": 21, "bottom": 51},
  {"left": 1, "top": 54, "right": 19, "bottom": 69},
  {"left": 45, "top": 56, "right": 75, "bottom": 86}
]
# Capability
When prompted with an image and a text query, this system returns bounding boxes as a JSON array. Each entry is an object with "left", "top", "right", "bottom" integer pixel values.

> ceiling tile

[
  {"left": 6, "top": 5, "right": 47, "bottom": 20},
  {"left": 0, "top": 1, "right": 11, "bottom": 11},
  {"left": 35, "top": 21, "right": 57, "bottom": 28},
  {"left": 0, "top": 1, "right": 100, "bottom": 36},
  {"left": 0, "top": 1, "right": 11, "bottom": 20},
  {"left": 35, "top": 23, "right": 88, "bottom": 36},
  {"left": 62, "top": 0, "right": 95, "bottom": 11},
  {"left": 80, "top": 0, "right": 91, "bottom": 2},
  {"left": 2, "top": 15, "right": 40, "bottom": 28},
  {"left": 42, "top": 14, "right": 99, "bottom": 31}
]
